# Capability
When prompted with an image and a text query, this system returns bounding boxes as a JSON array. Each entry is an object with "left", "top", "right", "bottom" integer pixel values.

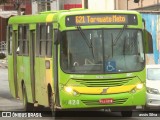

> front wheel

[
  {"left": 22, "top": 85, "right": 34, "bottom": 111},
  {"left": 121, "top": 111, "right": 132, "bottom": 117}
]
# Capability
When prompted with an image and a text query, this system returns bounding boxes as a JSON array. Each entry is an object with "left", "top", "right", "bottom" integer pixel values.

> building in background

[
  {"left": 86, "top": 0, "right": 115, "bottom": 10},
  {"left": 0, "top": 0, "right": 32, "bottom": 43},
  {"left": 118, "top": 0, "right": 160, "bottom": 10},
  {"left": 32, "top": 0, "right": 59, "bottom": 14},
  {"left": 32, "top": 0, "right": 82, "bottom": 14},
  {"left": 82, "top": 0, "right": 160, "bottom": 11}
]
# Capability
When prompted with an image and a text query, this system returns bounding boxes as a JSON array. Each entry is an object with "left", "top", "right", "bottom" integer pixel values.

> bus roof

[{"left": 8, "top": 9, "right": 141, "bottom": 25}]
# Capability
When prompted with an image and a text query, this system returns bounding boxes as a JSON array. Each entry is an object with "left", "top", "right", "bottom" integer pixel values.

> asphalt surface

[{"left": 0, "top": 68, "right": 23, "bottom": 111}]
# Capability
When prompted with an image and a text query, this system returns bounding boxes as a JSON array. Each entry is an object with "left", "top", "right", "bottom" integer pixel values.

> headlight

[
  {"left": 64, "top": 87, "right": 79, "bottom": 96},
  {"left": 136, "top": 83, "right": 143, "bottom": 89},
  {"left": 147, "top": 87, "right": 159, "bottom": 94},
  {"left": 65, "top": 87, "right": 73, "bottom": 93}
]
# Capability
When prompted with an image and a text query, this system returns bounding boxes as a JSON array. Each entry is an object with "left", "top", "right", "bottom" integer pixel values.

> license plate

[{"left": 99, "top": 98, "right": 113, "bottom": 104}]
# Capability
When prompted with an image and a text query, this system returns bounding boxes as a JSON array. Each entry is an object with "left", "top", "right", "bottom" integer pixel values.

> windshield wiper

[
  {"left": 123, "top": 37, "right": 126, "bottom": 55},
  {"left": 76, "top": 26, "right": 91, "bottom": 48},
  {"left": 76, "top": 26, "right": 95, "bottom": 59},
  {"left": 113, "top": 25, "right": 127, "bottom": 46}
]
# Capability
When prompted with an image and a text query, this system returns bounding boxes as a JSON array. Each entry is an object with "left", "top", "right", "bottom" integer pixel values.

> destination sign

[{"left": 65, "top": 14, "right": 138, "bottom": 27}]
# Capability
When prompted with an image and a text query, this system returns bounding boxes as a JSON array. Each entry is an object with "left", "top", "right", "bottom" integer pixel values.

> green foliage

[{"left": 0, "top": 53, "right": 6, "bottom": 59}]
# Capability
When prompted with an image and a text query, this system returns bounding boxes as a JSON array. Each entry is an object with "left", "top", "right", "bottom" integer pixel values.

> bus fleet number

[{"left": 68, "top": 100, "right": 80, "bottom": 105}]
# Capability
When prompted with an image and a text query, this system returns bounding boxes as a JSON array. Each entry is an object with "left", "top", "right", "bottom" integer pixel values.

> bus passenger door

[
  {"left": 13, "top": 30, "right": 18, "bottom": 98},
  {"left": 30, "top": 30, "right": 36, "bottom": 102},
  {"left": 8, "top": 26, "right": 18, "bottom": 98}
]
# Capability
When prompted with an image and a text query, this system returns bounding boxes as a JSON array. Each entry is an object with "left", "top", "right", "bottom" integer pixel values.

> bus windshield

[{"left": 60, "top": 29, "right": 145, "bottom": 73}]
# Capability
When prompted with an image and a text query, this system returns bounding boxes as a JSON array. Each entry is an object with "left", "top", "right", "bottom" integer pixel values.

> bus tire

[
  {"left": 144, "top": 105, "right": 150, "bottom": 111},
  {"left": 48, "top": 91, "right": 55, "bottom": 116},
  {"left": 121, "top": 111, "right": 132, "bottom": 117},
  {"left": 22, "top": 85, "right": 34, "bottom": 111}
]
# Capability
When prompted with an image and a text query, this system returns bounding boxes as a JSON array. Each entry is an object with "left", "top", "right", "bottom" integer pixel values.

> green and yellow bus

[{"left": 7, "top": 9, "right": 146, "bottom": 117}]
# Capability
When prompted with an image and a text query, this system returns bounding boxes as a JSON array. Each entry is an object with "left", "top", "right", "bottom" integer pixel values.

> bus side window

[
  {"left": 46, "top": 24, "right": 53, "bottom": 57},
  {"left": 36, "top": 23, "right": 47, "bottom": 57},
  {"left": 8, "top": 26, "right": 13, "bottom": 55},
  {"left": 36, "top": 24, "right": 40, "bottom": 56},
  {"left": 18, "top": 26, "right": 23, "bottom": 55},
  {"left": 40, "top": 24, "right": 46, "bottom": 56},
  {"left": 23, "top": 26, "right": 29, "bottom": 56},
  {"left": 36, "top": 23, "right": 53, "bottom": 57},
  {"left": 17, "top": 25, "right": 29, "bottom": 55}
]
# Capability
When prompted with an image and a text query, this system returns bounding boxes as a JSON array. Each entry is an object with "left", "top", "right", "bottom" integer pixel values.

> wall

[
  {"left": 62, "top": 0, "right": 82, "bottom": 10},
  {"left": 32, "top": 0, "right": 77, "bottom": 14},
  {"left": 128, "top": 0, "right": 159, "bottom": 10},
  {"left": 0, "top": 0, "right": 31, "bottom": 42},
  {"left": 87, "top": 0, "right": 115, "bottom": 10},
  {"left": 142, "top": 13, "right": 160, "bottom": 64},
  {"left": 118, "top": 0, "right": 160, "bottom": 10},
  {"left": 0, "top": 17, "right": 7, "bottom": 42}
]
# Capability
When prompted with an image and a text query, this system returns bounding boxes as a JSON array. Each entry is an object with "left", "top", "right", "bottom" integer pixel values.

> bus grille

[
  {"left": 82, "top": 98, "right": 128, "bottom": 106},
  {"left": 74, "top": 77, "right": 134, "bottom": 87}
]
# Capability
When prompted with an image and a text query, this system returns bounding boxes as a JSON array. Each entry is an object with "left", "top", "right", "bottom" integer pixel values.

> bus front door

[
  {"left": 13, "top": 30, "right": 18, "bottom": 98},
  {"left": 30, "top": 30, "right": 36, "bottom": 102}
]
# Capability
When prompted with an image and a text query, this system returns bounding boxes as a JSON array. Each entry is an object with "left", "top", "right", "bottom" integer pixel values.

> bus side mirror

[
  {"left": 54, "top": 29, "right": 61, "bottom": 44},
  {"left": 144, "top": 30, "right": 153, "bottom": 54}
]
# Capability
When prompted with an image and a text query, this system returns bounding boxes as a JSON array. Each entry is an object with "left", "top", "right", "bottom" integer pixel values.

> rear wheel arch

[
  {"left": 22, "top": 81, "right": 34, "bottom": 111},
  {"left": 21, "top": 80, "right": 24, "bottom": 91}
]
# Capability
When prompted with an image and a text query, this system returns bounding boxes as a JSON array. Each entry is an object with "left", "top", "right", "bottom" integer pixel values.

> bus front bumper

[{"left": 58, "top": 86, "right": 146, "bottom": 109}]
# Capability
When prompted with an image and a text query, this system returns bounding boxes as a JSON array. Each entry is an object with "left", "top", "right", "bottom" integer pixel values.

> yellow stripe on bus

[
  {"left": 46, "top": 14, "right": 54, "bottom": 22},
  {"left": 107, "top": 85, "right": 135, "bottom": 94},
  {"left": 71, "top": 85, "right": 136, "bottom": 94}
]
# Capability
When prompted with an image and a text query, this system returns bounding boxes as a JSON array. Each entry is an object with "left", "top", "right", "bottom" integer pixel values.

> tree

[{"left": 13, "top": 0, "right": 22, "bottom": 15}]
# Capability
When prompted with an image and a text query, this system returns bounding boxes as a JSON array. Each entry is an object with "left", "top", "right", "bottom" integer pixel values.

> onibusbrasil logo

[{"left": 1, "top": 112, "right": 42, "bottom": 118}]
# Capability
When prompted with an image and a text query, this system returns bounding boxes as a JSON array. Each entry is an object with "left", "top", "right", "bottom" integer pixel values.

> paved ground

[
  {"left": 0, "top": 68, "right": 23, "bottom": 111},
  {"left": 0, "top": 59, "right": 8, "bottom": 69}
]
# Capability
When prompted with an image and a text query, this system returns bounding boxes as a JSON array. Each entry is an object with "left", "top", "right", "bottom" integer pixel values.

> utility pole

[{"left": 13, "top": 0, "right": 22, "bottom": 15}]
